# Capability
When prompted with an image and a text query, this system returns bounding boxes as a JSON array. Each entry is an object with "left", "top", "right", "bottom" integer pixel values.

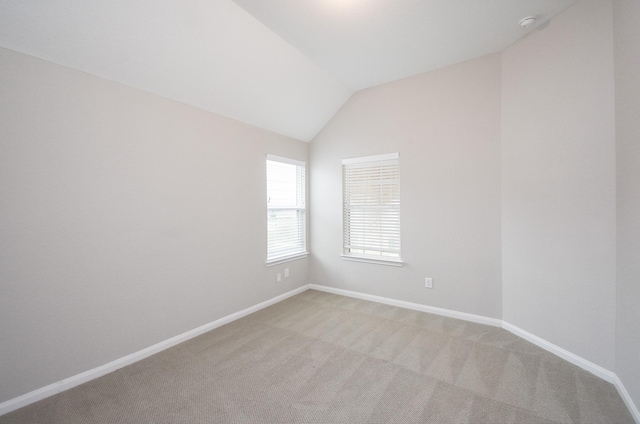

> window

[
  {"left": 342, "top": 153, "right": 402, "bottom": 266},
  {"left": 266, "top": 155, "right": 307, "bottom": 264}
]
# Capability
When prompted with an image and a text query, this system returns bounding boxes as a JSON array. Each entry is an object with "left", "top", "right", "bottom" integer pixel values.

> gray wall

[
  {"left": 501, "top": 0, "right": 616, "bottom": 370},
  {"left": 0, "top": 47, "right": 309, "bottom": 403},
  {"left": 3, "top": 0, "right": 640, "bottom": 415},
  {"left": 614, "top": 0, "right": 640, "bottom": 411},
  {"left": 310, "top": 53, "right": 503, "bottom": 319}
]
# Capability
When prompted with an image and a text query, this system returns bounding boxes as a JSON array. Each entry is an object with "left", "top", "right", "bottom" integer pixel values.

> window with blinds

[
  {"left": 342, "top": 153, "right": 401, "bottom": 264},
  {"left": 266, "top": 155, "right": 306, "bottom": 263}
]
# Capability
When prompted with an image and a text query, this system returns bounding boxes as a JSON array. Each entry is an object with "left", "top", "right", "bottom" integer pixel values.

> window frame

[
  {"left": 341, "top": 153, "right": 403, "bottom": 267},
  {"left": 266, "top": 154, "right": 308, "bottom": 266}
]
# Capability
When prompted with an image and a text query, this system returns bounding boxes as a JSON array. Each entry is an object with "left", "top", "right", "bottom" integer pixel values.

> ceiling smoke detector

[{"left": 519, "top": 16, "right": 537, "bottom": 29}]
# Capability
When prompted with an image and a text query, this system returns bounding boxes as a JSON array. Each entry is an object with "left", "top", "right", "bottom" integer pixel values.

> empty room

[{"left": 1, "top": 0, "right": 639, "bottom": 422}]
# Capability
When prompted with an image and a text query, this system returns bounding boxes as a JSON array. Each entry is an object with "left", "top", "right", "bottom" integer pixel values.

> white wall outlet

[
  {"left": 277, "top": 273, "right": 282, "bottom": 283},
  {"left": 425, "top": 277, "right": 433, "bottom": 289},
  {"left": 284, "top": 268, "right": 289, "bottom": 278}
]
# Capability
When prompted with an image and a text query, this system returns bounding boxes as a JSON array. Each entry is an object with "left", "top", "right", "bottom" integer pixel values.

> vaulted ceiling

[{"left": 0, "top": 0, "right": 577, "bottom": 141}]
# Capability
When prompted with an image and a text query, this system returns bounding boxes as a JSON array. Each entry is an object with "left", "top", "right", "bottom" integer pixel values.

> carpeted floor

[{"left": 1, "top": 289, "right": 634, "bottom": 423}]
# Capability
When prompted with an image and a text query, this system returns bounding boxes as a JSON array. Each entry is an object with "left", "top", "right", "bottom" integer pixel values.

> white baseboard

[
  {"left": 501, "top": 322, "right": 639, "bottom": 423},
  {"left": 2, "top": 283, "right": 638, "bottom": 424},
  {"left": 308, "top": 284, "right": 502, "bottom": 327},
  {"left": 309, "top": 284, "right": 638, "bottom": 424},
  {"left": 0, "top": 285, "right": 310, "bottom": 417},
  {"left": 612, "top": 374, "right": 640, "bottom": 424},
  {"left": 501, "top": 321, "right": 616, "bottom": 383}
]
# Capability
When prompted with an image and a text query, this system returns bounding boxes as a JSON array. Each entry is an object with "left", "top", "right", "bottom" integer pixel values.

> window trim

[
  {"left": 342, "top": 152, "right": 399, "bottom": 165},
  {"left": 266, "top": 154, "right": 307, "bottom": 265},
  {"left": 341, "top": 152, "right": 403, "bottom": 266},
  {"left": 340, "top": 254, "right": 403, "bottom": 267},
  {"left": 266, "top": 252, "right": 309, "bottom": 267},
  {"left": 266, "top": 154, "right": 305, "bottom": 168}
]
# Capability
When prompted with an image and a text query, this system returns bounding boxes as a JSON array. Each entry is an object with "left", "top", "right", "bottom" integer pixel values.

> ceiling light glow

[{"left": 324, "top": 0, "right": 364, "bottom": 12}]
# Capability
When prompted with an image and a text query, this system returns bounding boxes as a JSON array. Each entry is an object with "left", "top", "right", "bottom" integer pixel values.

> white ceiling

[
  {"left": 0, "top": 0, "right": 577, "bottom": 141},
  {"left": 232, "top": 0, "right": 578, "bottom": 90},
  {"left": 0, "top": 0, "right": 351, "bottom": 141}
]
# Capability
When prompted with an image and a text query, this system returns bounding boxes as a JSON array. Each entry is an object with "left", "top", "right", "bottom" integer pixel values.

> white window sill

[
  {"left": 340, "top": 254, "right": 404, "bottom": 267},
  {"left": 266, "top": 252, "right": 309, "bottom": 267}
]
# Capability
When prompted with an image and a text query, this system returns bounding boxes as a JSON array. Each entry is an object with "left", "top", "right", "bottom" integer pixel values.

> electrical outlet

[
  {"left": 425, "top": 277, "right": 433, "bottom": 289},
  {"left": 285, "top": 268, "right": 289, "bottom": 278},
  {"left": 277, "top": 273, "right": 282, "bottom": 283}
]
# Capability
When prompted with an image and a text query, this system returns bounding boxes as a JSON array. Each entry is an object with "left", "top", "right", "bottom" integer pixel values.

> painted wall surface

[
  {"left": 614, "top": 0, "right": 640, "bottom": 411},
  {"left": 310, "top": 54, "right": 502, "bottom": 319},
  {"left": 501, "top": 0, "right": 616, "bottom": 370},
  {"left": 0, "top": 47, "right": 309, "bottom": 402}
]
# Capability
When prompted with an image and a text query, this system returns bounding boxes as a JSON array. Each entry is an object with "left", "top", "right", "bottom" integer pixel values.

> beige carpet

[{"left": 1, "top": 289, "right": 634, "bottom": 423}]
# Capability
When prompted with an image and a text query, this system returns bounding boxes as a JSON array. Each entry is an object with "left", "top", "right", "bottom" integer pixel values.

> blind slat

[
  {"left": 343, "top": 154, "right": 401, "bottom": 260},
  {"left": 267, "top": 158, "right": 306, "bottom": 262}
]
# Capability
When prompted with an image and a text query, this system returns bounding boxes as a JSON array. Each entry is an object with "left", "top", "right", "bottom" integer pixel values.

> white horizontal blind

[
  {"left": 343, "top": 153, "right": 400, "bottom": 259},
  {"left": 267, "top": 155, "right": 306, "bottom": 262}
]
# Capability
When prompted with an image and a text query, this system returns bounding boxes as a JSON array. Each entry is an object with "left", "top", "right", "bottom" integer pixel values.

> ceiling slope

[
  {"left": 232, "top": 0, "right": 578, "bottom": 90},
  {"left": 0, "top": 0, "right": 579, "bottom": 140},
  {"left": 0, "top": 0, "right": 352, "bottom": 141}
]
